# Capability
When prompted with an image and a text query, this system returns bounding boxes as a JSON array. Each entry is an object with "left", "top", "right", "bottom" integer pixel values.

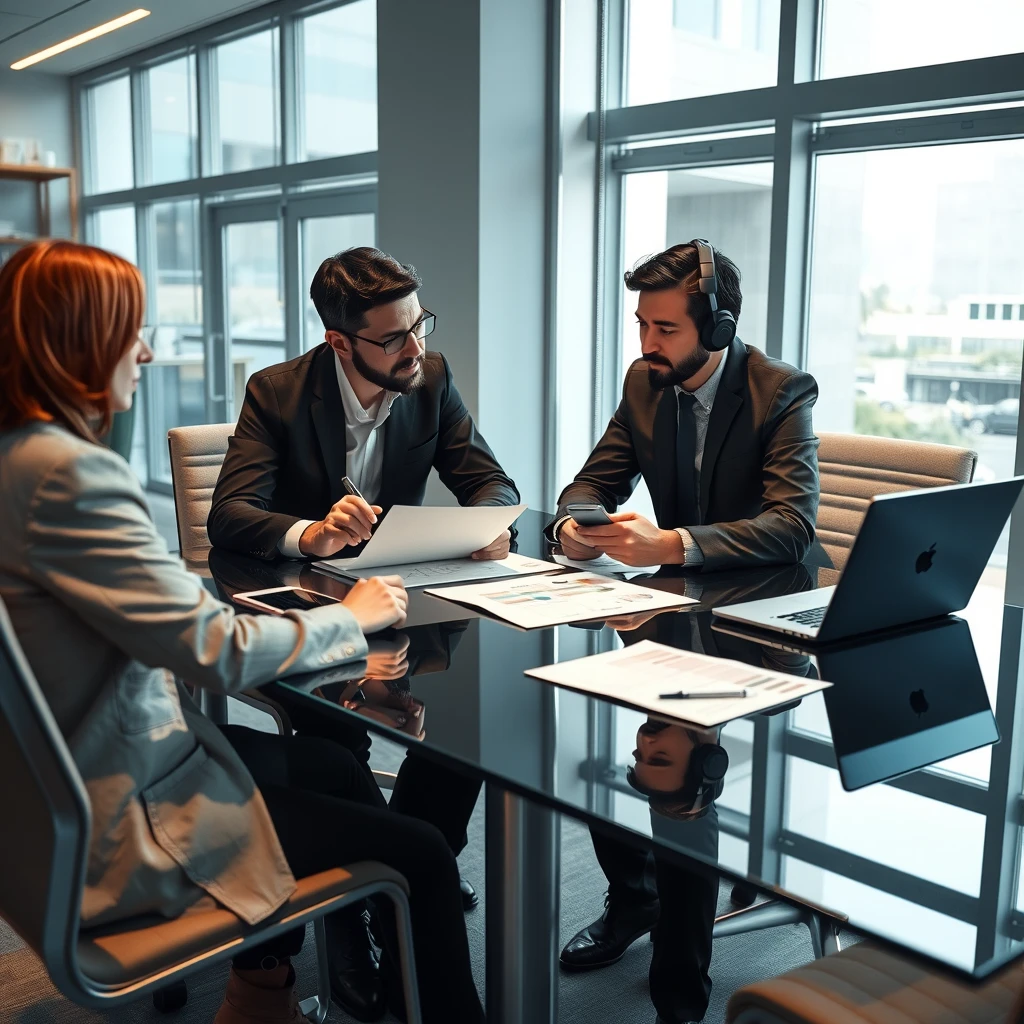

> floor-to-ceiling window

[
  {"left": 582, "top": 0, "right": 1024, "bottom": 963},
  {"left": 76, "top": 0, "right": 378, "bottom": 491}
]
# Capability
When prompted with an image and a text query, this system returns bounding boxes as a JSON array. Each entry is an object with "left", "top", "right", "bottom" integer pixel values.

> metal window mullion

[
  {"left": 77, "top": 153, "right": 378, "bottom": 210},
  {"left": 282, "top": 13, "right": 301, "bottom": 164},
  {"left": 200, "top": 45, "right": 220, "bottom": 177},
  {"left": 136, "top": 201, "right": 160, "bottom": 483},
  {"left": 972, "top": 606, "right": 1024, "bottom": 966},
  {"left": 810, "top": 110, "right": 1024, "bottom": 155},
  {"left": 282, "top": 199, "right": 301, "bottom": 359},
  {"left": 779, "top": 830, "right": 979, "bottom": 925},
  {"left": 131, "top": 67, "right": 151, "bottom": 189},
  {"left": 611, "top": 133, "right": 776, "bottom": 173},
  {"left": 783, "top": 729, "right": 991, "bottom": 815}
]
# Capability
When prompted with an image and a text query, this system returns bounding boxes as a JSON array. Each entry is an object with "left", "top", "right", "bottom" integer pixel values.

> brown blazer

[
  {"left": 553, "top": 338, "right": 820, "bottom": 572},
  {"left": 0, "top": 423, "right": 370, "bottom": 929}
]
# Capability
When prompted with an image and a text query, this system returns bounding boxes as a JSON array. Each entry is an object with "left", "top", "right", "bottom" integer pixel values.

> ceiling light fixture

[{"left": 11, "top": 8, "right": 151, "bottom": 70}]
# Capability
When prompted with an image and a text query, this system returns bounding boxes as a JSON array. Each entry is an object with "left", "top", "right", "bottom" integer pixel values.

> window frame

[{"left": 590, "top": 0, "right": 1024, "bottom": 968}]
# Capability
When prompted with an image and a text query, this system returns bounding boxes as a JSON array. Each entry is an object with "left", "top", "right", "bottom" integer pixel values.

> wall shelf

[{"left": 0, "top": 164, "right": 78, "bottom": 244}]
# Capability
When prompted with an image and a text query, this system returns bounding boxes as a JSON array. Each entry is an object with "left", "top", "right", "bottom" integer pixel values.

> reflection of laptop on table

[
  {"left": 713, "top": 477, "right": 1024, "bottom": 643},
  {"left": 714, "top": 616, "right": 998, "bottom": 790}
]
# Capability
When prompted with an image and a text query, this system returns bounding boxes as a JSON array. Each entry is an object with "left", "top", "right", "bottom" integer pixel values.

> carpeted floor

[{"left": 0, "top": 730, "right": 852, "bottom": 1023}]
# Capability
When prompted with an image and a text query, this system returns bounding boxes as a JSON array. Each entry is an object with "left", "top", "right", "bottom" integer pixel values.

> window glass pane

[
  {"left": 819, "top": 0, "right": 1024, "bottom": 79},
  {"left": 301, "top": 212, "right": 376, "bottom": 349},
  {"left": 301, "top": 0, "right": 377, "bottom": 160},
  {"left": 91, "top": 206, "right": 137, "bottom": 263},
  {"left": 86, "top": 76, "right": 133, "bottom": 194},
  {"left": 785, "top": 759, "right": 985, "bottom": 895},
  {"left": 214, "top": 29, "right": 281, "bottom": 173},
  {"left": 782, "top": 858, "right": 977, "bottom": 971},
  {"left": 619, "top": 163, "right": 773, "bottom": 519},
  {"left": 627, "top": 0, "right": 780, "bottom": 105},
  {"left": 146, "top": 54, "right": 197, "bottom": 184},
  {"left": 145, "top": 199, "right": 204, "bottom": 488},
  {"left": 806, "top": 141, "right": 1024, "bottom": 596},
  {"left": 226, "top": 219, "right": 284, "bottom": 416}
]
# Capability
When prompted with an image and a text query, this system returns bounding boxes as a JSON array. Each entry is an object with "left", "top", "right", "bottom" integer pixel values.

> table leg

[{"left": 485, "top": 784, "right": 560, "bottom": 1024}]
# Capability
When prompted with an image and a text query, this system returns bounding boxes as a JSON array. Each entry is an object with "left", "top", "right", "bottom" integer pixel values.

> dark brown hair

[
  {"left": 310, "top": 246, "right": 421, "bottom": 332},
  {"left": 624, "top": 241, "right": 742, "bottom": 332}
]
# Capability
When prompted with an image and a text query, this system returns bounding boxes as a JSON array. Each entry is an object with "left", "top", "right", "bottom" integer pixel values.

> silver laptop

[{"left": 713, "top": 476, "right": 1024, "bottom": 643}]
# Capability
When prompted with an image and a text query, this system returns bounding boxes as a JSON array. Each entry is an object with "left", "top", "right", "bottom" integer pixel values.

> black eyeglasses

[{"left": 343, "top": 309, "right": 436, "bottom": 356}]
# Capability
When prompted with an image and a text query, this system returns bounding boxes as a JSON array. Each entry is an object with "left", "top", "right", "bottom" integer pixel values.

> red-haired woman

[{"left": 0, "top": 241, "right": 484, "bottom": 1024}]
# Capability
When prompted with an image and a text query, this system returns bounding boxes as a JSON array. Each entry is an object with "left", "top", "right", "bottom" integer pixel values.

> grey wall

[
  {"left": 376, "top": 0, "right": 549, "bottom": 510},
  {"left": 0, "top": 67, "right": 74, "bottom": 240}
]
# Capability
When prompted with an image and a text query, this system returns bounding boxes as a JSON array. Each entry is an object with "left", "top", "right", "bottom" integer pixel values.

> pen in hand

[{"left": 659, "top": 689, "right": 747, "bottom": 700}]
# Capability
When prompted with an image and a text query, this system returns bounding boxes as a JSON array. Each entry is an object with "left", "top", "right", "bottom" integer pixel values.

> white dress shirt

[{"left": 278, "top": 354, "right": 400, "bottom": 558}]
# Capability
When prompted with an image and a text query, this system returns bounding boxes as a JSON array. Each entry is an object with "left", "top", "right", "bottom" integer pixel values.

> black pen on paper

[{"left": 659, "top": 690, "right": 747, "bottom": 700}]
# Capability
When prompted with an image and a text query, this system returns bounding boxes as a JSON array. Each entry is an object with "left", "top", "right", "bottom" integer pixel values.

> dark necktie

[{"left": 676, "top": 390, "right": 700, "bottom": 528}]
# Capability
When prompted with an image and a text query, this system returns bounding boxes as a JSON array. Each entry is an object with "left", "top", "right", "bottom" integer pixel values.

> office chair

[
  {"left": 0, "top": 597, "right": 422, "bottom": 1023},
  {"left": 727, "top": 940, "right": 1024, "bottom": 1023},
  {"left": 817, "top": 432, "right": 977, "bottom": 570}
]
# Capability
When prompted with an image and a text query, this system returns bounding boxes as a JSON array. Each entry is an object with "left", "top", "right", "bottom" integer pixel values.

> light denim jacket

[{"left": 0, "top": 423, "right": 368, "bottom": 929}]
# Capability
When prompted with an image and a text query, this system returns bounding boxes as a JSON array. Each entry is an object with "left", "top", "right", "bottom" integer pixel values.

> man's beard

[
  {"left": 645, "top": 345, "right": 710, "bottom": 390},
  {"left": 351, "top": 345, "right": 426, "bottom": 395}
]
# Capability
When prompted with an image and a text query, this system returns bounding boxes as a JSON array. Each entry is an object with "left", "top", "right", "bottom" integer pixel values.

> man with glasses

[
  {"left": 210, "top": 245, "right": 518, "bottom": 561},
  {"left": 209, "top": 246, "right": 516, "bottom": 1023}
]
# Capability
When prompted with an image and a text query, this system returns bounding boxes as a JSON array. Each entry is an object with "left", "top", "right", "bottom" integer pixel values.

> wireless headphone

[
  {"left": 626, "top": 735, "right": 730, "bottom": 820},
  {"left": 692, "top": 238, "right": 737, "bottom": 352}
]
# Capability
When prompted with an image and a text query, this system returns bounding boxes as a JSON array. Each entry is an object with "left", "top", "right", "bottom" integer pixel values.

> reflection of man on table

[{"left": 206, "top": 247, "right": 517, "bottom": 1019}]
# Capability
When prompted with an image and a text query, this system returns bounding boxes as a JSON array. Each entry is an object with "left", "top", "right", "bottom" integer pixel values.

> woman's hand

[{"left": 342, "top": 575, "right": 408, "bottom": 633}]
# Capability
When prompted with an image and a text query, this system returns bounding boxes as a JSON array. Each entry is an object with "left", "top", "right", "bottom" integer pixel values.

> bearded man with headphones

[
  {"left": 550, "top": 240, "right": 820, "bottom": 1023},
  {"left": 550, "top": 239, "right": 819, "bottom": 573}
]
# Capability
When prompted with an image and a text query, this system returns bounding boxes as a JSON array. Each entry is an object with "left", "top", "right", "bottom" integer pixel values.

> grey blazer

[{"left": 0, "top": 423, "right": 370, "bottom": 929}]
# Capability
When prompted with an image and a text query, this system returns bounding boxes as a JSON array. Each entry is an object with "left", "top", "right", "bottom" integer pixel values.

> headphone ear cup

[
  {"left": 696, "top": 744, "right": 730, "bottom": 783},
  {"left": 706, "top": 311, "right": 736, "bottom": 352}
]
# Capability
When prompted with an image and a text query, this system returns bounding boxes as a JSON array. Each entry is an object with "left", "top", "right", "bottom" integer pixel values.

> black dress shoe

[
  {"left": 460, "top": 875, "right": 479, "bottom": 911},
  {"left": 326, "top": 910, "right": 387, "bottom": 1023},
  {"left": 559, "top": 892, "right": 660, "bottom": 971}
]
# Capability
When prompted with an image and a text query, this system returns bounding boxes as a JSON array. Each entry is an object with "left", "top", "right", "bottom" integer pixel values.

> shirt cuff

[
  {"left": 278, "top": 519, "right": 316, "bottom": 559},
  {"left": 676, "top": 528, "right": 705, "bottom": 567},
  {"left": 550, "top": 515, "right": 574, "bottom": 542}
]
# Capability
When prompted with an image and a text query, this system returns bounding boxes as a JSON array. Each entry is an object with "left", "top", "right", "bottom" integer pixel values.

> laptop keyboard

[{"left": 776, "top": 606, "right": 828, "bottom": 628}]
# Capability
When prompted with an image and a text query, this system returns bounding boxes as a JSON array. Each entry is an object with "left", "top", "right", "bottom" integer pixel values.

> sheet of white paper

[
  {"left": 552, "top": 552, "right": 659, "bottom": 576},
  {"left": 314, "top": 503, "right": 527, "bottom": 571},
  {"left": 525, "top": 639, "right": 831, "bottom": 727},
  {"left": 424, "top": 573, "right": 693, "bottom": 630},
  {"left": 313, "top": 552, "right": 562, "bottom": 589}
]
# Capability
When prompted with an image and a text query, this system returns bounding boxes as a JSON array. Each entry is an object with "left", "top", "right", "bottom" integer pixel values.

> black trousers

[
  {"left": 223, "top": 726, "right": 485, "bottom": 1024},
  {"left": 285, "top": 699, "right": 482, "bottom": 856},
  {"left": 591, "top": 825, "right": 718, "bottom": 1023}
]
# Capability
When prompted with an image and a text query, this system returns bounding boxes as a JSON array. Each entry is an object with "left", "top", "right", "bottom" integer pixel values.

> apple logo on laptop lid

[
  {"left": 915, "top": 543, "right": 937, "bottom": 574},
  {"left": 910, "top": 689, "right": 929, "bottom": 717}
]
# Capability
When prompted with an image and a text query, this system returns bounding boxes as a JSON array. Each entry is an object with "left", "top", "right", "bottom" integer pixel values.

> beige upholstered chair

[
  {"left": 0, "top": 597, "right": 422, "bottom": 1023},
  {"left": 817, "top": 432, "right": 978, "bottom": 571},
  {"left": 167, "top": 422, "right": 236, "bottom": 575},
  {"left": 727, "top": 940, "right": 1024, "bottom": 1023}
]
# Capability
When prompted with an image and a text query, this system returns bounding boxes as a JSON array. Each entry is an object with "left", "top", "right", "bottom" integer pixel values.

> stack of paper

[
  {"left": 424, "top": 573, "right": 693, "bottom": 629},
  {"left": 313, "top": 503, "right": 561, "bottom": 588},
  {"left": 525, "top": 640, "right": 830, "bottom": 726}
]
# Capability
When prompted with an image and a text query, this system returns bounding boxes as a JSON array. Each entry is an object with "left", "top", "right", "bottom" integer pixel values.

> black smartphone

[{"left": 566, "top": 503, "right": 613, "bottom": 527}]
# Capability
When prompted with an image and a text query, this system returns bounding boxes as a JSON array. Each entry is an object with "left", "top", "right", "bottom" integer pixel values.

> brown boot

[{"left": 213, "top": 962, "right": 305, "bottom": 1023}]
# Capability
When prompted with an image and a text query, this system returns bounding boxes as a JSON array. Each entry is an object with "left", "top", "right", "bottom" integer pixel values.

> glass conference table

[{"left": 205, "top": 510, "right": 1024, "bottom": 1024}]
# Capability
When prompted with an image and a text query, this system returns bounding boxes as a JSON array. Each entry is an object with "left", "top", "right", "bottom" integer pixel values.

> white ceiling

[{"left": 0, "top": 0, "right": 272, "bottom": 75}]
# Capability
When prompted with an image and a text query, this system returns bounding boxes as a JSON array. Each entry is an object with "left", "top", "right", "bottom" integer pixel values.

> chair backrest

[
  {"left": 167, "top": 423, "right": 234, "bottom": 571},
  {"left": 817, "top": 431, "right": 977, "bottom": 570},
  {"left": 0, "top": 597, "right": 91, "bottom": 998}
]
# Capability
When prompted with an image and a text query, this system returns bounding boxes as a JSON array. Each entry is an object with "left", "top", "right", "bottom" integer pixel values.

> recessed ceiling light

[{"left": 11, "top": 9, "right": 151, "bottom": 71}]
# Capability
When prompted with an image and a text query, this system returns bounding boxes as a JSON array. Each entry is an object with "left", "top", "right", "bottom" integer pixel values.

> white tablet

[{"left": 233, "top": 586, "right": 344, "bottom": 615}]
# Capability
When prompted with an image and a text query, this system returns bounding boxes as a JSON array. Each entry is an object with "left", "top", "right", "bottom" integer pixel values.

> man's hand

[
  {"left": 558, "top": 519, "right": 600, "bottom": 561},
  {"left": 364, "top": 633, "right": 411, "bottom": 680},
  {"left": 298, "top": 495, "right": 383, "bottom": 557},
  {"left": 471, "top": 528, "right": 511, "bottom": 561},
  {"left": 341, "top": 575, "right": 409, "bottom": 633},
  {"left": 601, "top": 609, "right": 665, "bottom": 632},
  {"left": 575, "top": 512, "right": 684, "bottom": 567}
]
